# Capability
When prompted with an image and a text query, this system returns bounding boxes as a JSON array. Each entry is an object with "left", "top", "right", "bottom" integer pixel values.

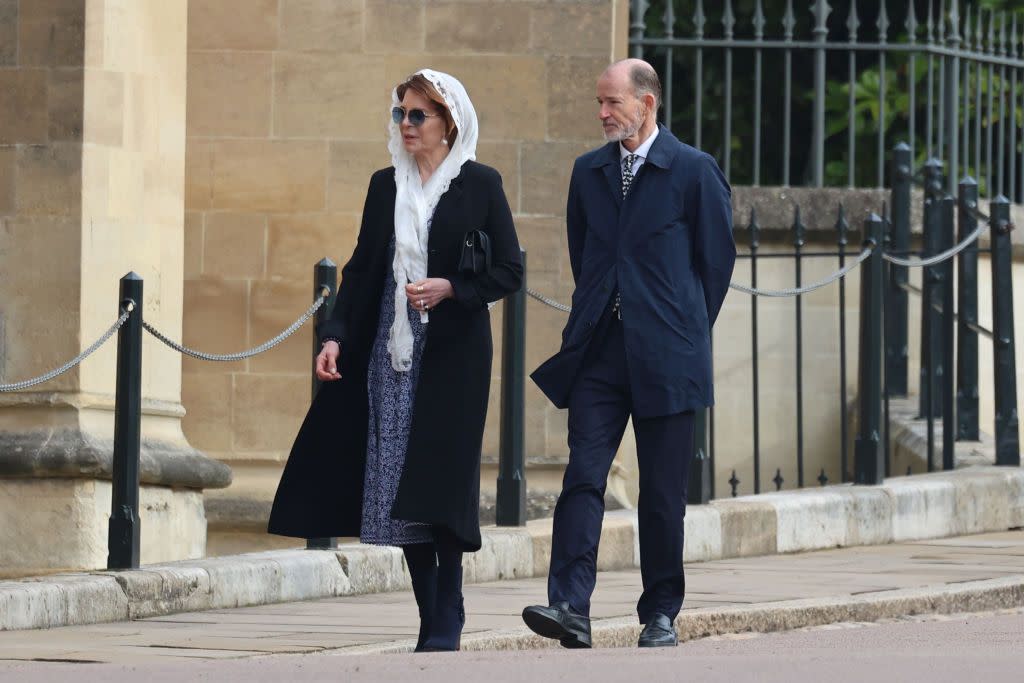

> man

[{"left": 524, "top": 59, "right": 735, "bottom": 648}]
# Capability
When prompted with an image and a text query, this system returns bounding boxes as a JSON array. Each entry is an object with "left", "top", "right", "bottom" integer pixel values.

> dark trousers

[{"left": 547, "top": 312, "right": 695, "bottom": 623}]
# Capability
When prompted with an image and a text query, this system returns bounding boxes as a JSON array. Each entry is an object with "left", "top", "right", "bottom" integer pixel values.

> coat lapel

[
  {"left": 618, "top": 126, "right": 677, "bottom": 243},
  {"left": 590, "top": 142, "right": 623, "bottom": 210}
]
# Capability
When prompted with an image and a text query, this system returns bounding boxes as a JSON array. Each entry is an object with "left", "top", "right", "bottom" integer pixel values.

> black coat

[{"left": 267, "top": 161, "right": 523, "bottom": 551}]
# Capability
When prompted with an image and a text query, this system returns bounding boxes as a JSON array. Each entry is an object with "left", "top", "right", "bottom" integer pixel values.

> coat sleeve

[
  {"left": 692, "top": 153, "right": 737, "bottom": 328},
  {"left": 317, "top": 171, "right": 384, "bottom": 345},
  {"left": 449, "top": 168, "right": 524, "bottom": 309},
  {"left": 566, "top": 160, "right": 585, "bottom": 285}
]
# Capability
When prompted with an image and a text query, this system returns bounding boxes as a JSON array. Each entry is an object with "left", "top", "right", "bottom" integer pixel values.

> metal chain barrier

[
  {"left": 883, "top": 215, "right": 989, "bottom": 268},
  {"left": 0, "top": 304, "right": 134, "bottom": 392},
  {"left": 523, "top": 245, "right": 875, "bottom": 312},
  {"left": 729, "top": 245, "right": 874, "bottom": 297},
  {"left": 963, "top": 201, "right": 993, "bottom": 224},
  {"left": 143, "top": 288, "right": 329, "bottom": 362},
  {"left": 526, "top": 288, "right": 572, "bottom": 313}
]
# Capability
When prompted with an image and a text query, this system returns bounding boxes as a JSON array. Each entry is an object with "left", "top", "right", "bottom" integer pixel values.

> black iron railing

[
  {"left": 1, "top": 266, "right": 337, "bottom": 566},
  {"left": 885, "top": 148, "right": 1021, "bottom": 471},
  {"left": 4, "top": 163, "right": 1018, "bottom": 568},
  {"left": 519, "top": 143, "right": 1020, "bottom": 503},
  {"left": 630, "top": 1, "right": 1024, "bottom": 197}
]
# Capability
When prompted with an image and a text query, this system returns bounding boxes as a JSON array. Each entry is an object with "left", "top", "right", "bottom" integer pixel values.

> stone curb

[
  {"left": 1, "top": 466, "right": 1021, "bottom": 632},
  {"left": 335, "top": 574, "right": 1024, "bottom": 655}
]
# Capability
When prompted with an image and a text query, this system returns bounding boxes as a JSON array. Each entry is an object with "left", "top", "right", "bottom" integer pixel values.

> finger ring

[{"left": 418, "top": 285, "right": 424, "bottom": 293}]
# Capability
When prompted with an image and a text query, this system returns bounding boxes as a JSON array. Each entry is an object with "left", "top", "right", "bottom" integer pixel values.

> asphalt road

[{"left": 2, "top": 608, "right": 1021, "bottom": 682}]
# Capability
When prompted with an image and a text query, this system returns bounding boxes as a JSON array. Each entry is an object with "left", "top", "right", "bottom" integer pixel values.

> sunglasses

[{"left": 391, "top": 106, "right": 441, "bottom": 127}]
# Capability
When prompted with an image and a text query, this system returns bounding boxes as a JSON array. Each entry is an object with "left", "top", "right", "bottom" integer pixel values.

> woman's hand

[
  {"left": 315, "top": 340, "right": 341, "bottom": 381},
  {"left": 405, "top": 278, "right": 454, "bottom": 312}
]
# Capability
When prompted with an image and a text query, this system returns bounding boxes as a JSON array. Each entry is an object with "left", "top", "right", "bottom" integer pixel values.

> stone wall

[
  {"left": 181, "top": 0, "right": 1024, "bottom": 549},
  {"left": 0, "top": 0, "right": 229, "bottom": 576},
  {"left": 181, "top": 0, "right": 630, "bottom": 550}
]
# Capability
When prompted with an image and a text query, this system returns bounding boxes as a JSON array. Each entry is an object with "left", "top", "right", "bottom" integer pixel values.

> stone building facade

[
  {"left": 179, "top": 0, "right": 629, "bottom": 553},
  {"left": 3, "top": 1, "right": 1022, "bottom": 571},
  {"left": 0, "top": 0, "right": 230, "bottom": 576}
]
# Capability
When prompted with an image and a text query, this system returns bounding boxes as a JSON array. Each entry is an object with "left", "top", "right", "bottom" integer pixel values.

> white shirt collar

[{"left": 619, "top": 126, "right": 659, "bottom": 162}]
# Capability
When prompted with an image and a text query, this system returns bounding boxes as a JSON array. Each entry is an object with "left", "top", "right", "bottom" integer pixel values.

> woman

[{"left": 268, "top": 70, "right": 523, "bottom": 653}]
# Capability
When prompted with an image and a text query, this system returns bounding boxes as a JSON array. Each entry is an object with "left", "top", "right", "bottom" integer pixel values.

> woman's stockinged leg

[
  {"left": 420, "top": 532, "right": 465, "bottom": 651},
  {"left": 403, "top": 543, "right": 437, "bottom": 652}
]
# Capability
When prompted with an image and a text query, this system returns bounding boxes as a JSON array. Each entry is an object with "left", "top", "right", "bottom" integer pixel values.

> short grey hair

[{"left": 630, "top": 63, "right": 662, "bottom": 109}]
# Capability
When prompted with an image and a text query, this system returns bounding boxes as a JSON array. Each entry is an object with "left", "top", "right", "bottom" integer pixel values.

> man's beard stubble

[{"left": 604, "top": 104, "right": 647, "bottom": 142}]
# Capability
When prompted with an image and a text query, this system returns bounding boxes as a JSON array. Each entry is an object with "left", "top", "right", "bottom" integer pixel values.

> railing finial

[
  {"left": 877, "top": 0, "right": 889, "bottom": 42},
  {"left": 811, "top": 0, "right": 831, "bottom": 37},
  {"left": 793, "top": 203, "right": 806, "bottom": 247},
  {"left": 963, "top": 5, "right": 972, "bottom": 50},
  {"left": 1018, "top": 12, "right": 1024, "bottom": 59},
  {"left": 783, "top": 0, "right": 796, "bottom": 40},
  {"left": 629, "top": 0, "right": 649, "bottom": 59},
  {"left": 1007, "top": 13, "right": 1015, "bottom": 59},
  {"left": 998, "top": 11, "right": 1008, "bottom": 57},
  {"left": 977, "top": 4, "right": 985, "bottom": 50},
  {"left": 693, "top": 0, "right": 706, "bottom": 39},
  {"left": 987, "top": 7, "right": 996, "bottom": 54},
  {"left": 753, "top": 0, "right": 766, "bottom": 40},
  {"left": 847, "top": 0, "right": 860, "bottom": 43},
  {"left": 926, "top": 0, "right": 934, "bottom": 44},
  {"left": 723, "top": 0, "right": 736, "bottom": 40},
  {"left": 905, "top": 0, "right": 918, "bottom": 42},
  {"left": 835, "top": 203, "right": 850, "bottom": 246}
]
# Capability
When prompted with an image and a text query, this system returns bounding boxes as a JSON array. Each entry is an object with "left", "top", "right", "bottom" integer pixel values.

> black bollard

[
  {"left": 854, "top": 215, "right": 885, "bottom": 485},
  {"left": 919, "top": 159, "right": 945, "bottom": 421},
  {"left": 939, "top": 195, "right": 956, "bottom": 470},
  {"left": 956, "top": 178, "right": 980, "bottom": 442},
  {"left": 887, "top": 143, "right": 912, "bottom": 396},
  {"left": 688, "top": 409, "right": 712, "bottom": 504},
  {"left": 308, "top": 258, "right": 338, "bottom": 550},
  {"left": 989, "top": 198, "right": 1020, "bottom": 466},
  {"left": 496, "top": 249, "right": 528, "bottom": 526},
  {"left": 108, "top": 273, "right": 144, "bottom": 570}
]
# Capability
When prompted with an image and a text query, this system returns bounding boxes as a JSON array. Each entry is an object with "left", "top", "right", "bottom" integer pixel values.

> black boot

[
  {"left": 419, "top": 548, "right": 464, "bottom": 652},
  {"left": 403, "top": 543, "right": 437, "bottom": 652}
]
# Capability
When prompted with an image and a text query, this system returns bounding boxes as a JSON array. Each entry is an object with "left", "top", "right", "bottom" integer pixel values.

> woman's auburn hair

[{"left": 395, "top": 74, "right": 459, "bottom": 146}]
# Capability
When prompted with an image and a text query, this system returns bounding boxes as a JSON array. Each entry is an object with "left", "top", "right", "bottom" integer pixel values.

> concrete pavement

[
  {"left": 0, "top": 530, "right": 1022, "bottom": 671},
  {"left": 3, "top": 608, "right": 1022, "bottom": 682}
]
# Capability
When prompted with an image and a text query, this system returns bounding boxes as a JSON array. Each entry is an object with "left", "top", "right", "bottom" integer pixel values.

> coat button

[{"left": 585, "top": 321, "right": 594, "bottom": 328}]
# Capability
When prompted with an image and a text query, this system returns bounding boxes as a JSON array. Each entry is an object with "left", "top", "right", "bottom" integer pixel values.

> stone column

[{"left": 0, "top": 0, "right": 229, "bottom": 578}]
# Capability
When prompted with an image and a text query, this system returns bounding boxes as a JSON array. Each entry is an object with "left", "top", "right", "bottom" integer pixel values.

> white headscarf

[{"left": 386, "top": 69, "right": 479, "bottom": 372}]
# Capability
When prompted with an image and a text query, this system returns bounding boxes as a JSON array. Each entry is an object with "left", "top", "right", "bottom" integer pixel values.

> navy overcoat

[{"left": 531, "top": 126, "right": 736, "bottom": 418}]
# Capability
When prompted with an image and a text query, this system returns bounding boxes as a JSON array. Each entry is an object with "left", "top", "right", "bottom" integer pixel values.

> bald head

[
  {"left": 602, "top": 59, "right": 662, "bottom": 110},
  {"left": 596, "top": 59, "right": 660, "bottom": 146}
]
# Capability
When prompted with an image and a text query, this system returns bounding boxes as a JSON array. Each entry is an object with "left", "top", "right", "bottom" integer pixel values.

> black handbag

[{"left": 458, "top": 229, "right": 491, "bottom": 275}]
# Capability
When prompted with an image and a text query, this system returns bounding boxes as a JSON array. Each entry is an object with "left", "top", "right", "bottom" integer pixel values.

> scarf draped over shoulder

[{"left": 386, "top": 69, "right": 480, "bottom": 372}]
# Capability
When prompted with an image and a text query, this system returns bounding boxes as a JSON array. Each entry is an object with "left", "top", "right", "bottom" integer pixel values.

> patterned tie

[{"left": 621, "top": 153, "right": 639, "bottom": 198}]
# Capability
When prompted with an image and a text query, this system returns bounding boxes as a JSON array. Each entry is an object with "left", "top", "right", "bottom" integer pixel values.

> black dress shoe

[
  {"left": 522, "top": 602, "right": 592, "bottom": 649},
  {"left": 637, "top": 613, "right": 678, "bottom": 648}
]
